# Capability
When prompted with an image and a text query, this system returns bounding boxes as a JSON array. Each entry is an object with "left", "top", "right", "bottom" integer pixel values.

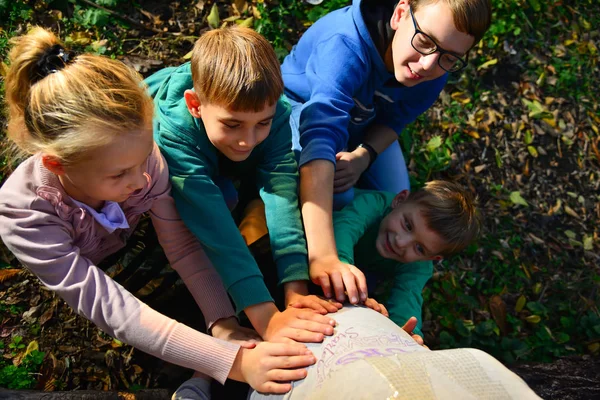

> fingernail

[
  {"left": 361, "top": 294, "right": 367, "bottom": 301},
  {"left": 351, "top": 296, "right": 357, "bottom": 303}
]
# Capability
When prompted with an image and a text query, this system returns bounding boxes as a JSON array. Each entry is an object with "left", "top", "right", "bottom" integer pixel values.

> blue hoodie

[{"left": 281, "top": 0, "right": 447, "bottom": 167}]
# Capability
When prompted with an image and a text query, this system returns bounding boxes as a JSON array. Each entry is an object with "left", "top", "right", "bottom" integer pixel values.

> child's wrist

[
  {"left": 244, "top": 301, "right": 278, "bottom": 336},
  {"left": 284, "top": 280, "right": 309, "bottom": 296},
  {"left": 356, "top": 142, "right": 378, "bottom": 168}
]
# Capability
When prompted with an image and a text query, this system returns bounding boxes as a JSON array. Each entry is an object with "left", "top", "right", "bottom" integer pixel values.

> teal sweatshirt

[
  {"left": 333, "top": 189, "right": 433, "bottom": 336},
  {"left": 146, "top": 63, "right": 308, "bottom": 313}
]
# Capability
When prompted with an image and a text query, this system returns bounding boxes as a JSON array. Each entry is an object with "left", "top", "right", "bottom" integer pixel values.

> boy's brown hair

[
  {"left": 190, "top": 26, "right": 283, "bottom": 112},
  {"left": 407, "top": 180, "right": 481, "bottom": 256},
  {"left": 411, "top": 0, "right": 492, "bottom": 44}
]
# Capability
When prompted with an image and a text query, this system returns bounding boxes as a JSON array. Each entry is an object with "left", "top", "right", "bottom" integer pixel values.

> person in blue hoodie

[{"left": 282, "top": 0, "right": 491, "bottom": 305}]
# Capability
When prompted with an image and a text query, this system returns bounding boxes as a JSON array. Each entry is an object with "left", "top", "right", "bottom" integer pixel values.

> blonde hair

[
  {"left": 408, "top": 180, "right": 481, "bottom": 256},
  {"left": 411, "top": 0, "right": 492, "bottom": 44},
  {"left": 190, "top": 26, "right": 283, "bottom": 112},
  {"left": 4, "top": 27, "right": 153, "bottom": 165}
]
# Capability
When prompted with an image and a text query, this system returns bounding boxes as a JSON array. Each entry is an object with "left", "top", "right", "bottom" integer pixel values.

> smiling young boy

[
  {"left": 146, "top": 26, "right": 339, "bottom": 346},
  {"left": 333, "top": 181, "right": 481, "bottom": 337},
  {"left": 282, "top": 0, "right": 491, "bottom": 306}
]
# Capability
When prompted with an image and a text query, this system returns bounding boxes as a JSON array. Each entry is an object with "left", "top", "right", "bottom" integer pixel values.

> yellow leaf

[
  {"left": 533, "top": 282, "right": 542, "bottom": 295},
  {"left": 527, "top": 145, "right": 539, "bottom": 158},
  {"left": 182, "top": 49, "right": 193, "bottom": 60},
  {"left": 466, "top": 130, "right": 480, "bottom": 139},
  {"left": 564, "top": 205, "right": 580, "bottom": 219},
  {"left": 521, "top": 264, "right": 531, "bottom": 279},
  {"left": 451, "top": 91, "right": 470, "bottom": 104},
  {"left": 588, "top": 342, "right": 600, "bottom": 354},
  {"left": 515, "top": 295, "right": 527, "bottom": 312},
  {"left": 236, "top": 17, "right": 254, "bottom": 28},
  {"left": 477, "top": 58, "right": 498, "bottom": 71},
  {"left": 583, "top": 236, "right": 594, "bottom": 250},
  {"left": 542, "top": 116, "right": 556, "bottom": 127},
  {"left": 207, "top": 3, "right": 220, "bottom": 29},
  {"left": 234, "top": 0, "right": 247, "bottom": 14},
  {"left": 23, "top": 340, "right": 39, "bottom": 359},
  {"left": 66, "top": 31, "right": 91, "bottom": 46},
  {"left": 525, "top": 315, "right": 541, "bottom": 323},
  {"left": 252, "top": 5, "right": 262, "bottom": 19}
]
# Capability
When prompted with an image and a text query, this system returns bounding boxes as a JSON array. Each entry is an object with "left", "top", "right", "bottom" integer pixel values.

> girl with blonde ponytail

[{"left": 0, "top": 27, "right": 317, "bottom": 396}]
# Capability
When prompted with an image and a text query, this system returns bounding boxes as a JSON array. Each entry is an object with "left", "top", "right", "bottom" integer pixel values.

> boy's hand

[
  {"left": 284, "top": 280, "right": 343, "bottom": 314},
  {"left": 211, "top": 316, "right": 262, "bottom": 349},
  {"left": 310, "top": 256, "right": 368, "bottom": 304},
  {"left": 228, "top": 341, "right": 315, "bottom": 394},
  {"left": 334, "top": 149, "right": 370, "bottom": 193},
  {"left": 363, "top": 298, "right": 389, "bottom": 317},
  {"left": 401, "top": 316, "right": 428, "bottom": 348},
  {"left": 263, "top": 307, "right": 336, "bottom": 344}
]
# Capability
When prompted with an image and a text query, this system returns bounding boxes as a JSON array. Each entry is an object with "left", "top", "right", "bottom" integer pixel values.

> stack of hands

[{"left": 210, "top": 261, "right": 425, "bottom": 394}]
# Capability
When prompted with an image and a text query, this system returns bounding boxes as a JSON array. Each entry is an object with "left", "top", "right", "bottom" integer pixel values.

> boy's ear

[
  {"left": 41, "top": 155, "right": 65, "bottom": 176},
  {"left": 391, "top": 190, "right": 410, "bottom": 208},
  {"left": 184, "top": 90, "right": 202, "bottom": 119},
  {"left": 390, "top": 0, "right": 410, "bottom": 30}
]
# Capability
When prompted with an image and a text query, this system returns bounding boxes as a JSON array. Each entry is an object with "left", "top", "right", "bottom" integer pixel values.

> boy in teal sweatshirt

[
  {"left": 146, "top": 27, "right": 340, "bottom": 344},
  {"left": 333, "top": 181, "right": 481, "bottom": 337}
]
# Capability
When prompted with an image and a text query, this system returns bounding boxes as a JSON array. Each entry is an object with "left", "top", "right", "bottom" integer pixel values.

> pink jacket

[{"left": 0, "top": 144, "right": 239, "bottom": 384}]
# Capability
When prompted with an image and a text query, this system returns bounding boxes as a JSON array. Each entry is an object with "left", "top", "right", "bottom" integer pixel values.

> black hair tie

[{"left": 32, "top": 44, "right": 75, "bottom": 83}]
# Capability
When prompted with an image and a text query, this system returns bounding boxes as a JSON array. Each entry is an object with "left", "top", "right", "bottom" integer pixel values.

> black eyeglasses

[{"left": 409, "top": 6, "right": 467, "bottom": 73}]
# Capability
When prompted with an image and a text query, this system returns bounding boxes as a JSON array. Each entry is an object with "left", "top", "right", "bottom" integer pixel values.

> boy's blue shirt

[
  {"left": 333, "top": 189, "right": 433, "bottom": 336},
  {"left": 145, "top": 63, "right": 308, "bottom": 313},
  {"left": 281, "top": 0, "right": 448, "bottom": 167}
]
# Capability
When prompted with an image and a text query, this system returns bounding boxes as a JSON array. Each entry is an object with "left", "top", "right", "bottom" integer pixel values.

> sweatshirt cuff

[
  {"left": 181, "top": 268, "right": 236, "bottom": 329},
  {"left": 276, "top": 253, "right": 310, "bottom": 285},
  {"left": 228, "top": 276, "right": 274, "bottom": 314},
  {"left": 165, "top": 323, "right": 240, "bottom": 384},
  {"left": 298, "top": 136, "right": 338, "bottom": 168}
]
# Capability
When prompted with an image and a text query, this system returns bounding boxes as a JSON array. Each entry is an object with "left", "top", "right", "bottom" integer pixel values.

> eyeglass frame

[{"left": 408, "top": 6, "right": 468, "bottom": 73}]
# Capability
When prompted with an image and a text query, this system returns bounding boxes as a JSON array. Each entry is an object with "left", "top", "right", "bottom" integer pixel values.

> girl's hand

[
  {"left": 211, "top": 316, "right": 262, "bottom": 349},
  {"left": 363, "top": 298, "right": 389, "bottom": 317},
  {"left": 228, "top": 342, "right": 316, "bottom": 394}
]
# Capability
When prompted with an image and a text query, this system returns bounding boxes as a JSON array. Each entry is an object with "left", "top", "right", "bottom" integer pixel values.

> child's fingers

[
  {"left": 257, "top": 381, "right": 293, "bottom": 394},
  {"left": 350, "top": 267, "right": 368, "bottom": 302},
  {"left": 291, "top": 317, "right": 335, "bottom": 335},
  {"left": 342, "top": 270, "right": 359, "bottom": 304},
  {"left": 333, "top": 180, "right": 354, "bottom": 193},
  {"left": 264, "top": 342, "right": 311, "bottom": 356},
  {"left": 315, "top": 275, "right": 333, "bottom": 299},
  {"left": 239, "top": 341, "right": 258, "bottom": 349},
  {"left": 401, "top": 316, "right": 418, "bottom": 334},
  {"left": 289, "top": 299, "right": 328, "bottom": 314},
  {"left": 329, "top": 271, "right": 347, "bottom": 302},
  {"left": 268, "top": 354, "right": 316, "bottom": 371},
  {"left": 317, "top": 297, "right": 342, "bottom": 313},
  {"left": 379, "top": 303, "right": 389, "bottom": 317},
  {"left": 266, "top": 367, "right": 310, "bottom": 383},
  {"left": 411, "top": 334, "right": 424, "bottom": 346},
  {"left": 364, "top": 298, "right": 381, "bottom": 312},
  {"left": 280, "top": 328, "right": 325, "bottom": 343}
]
